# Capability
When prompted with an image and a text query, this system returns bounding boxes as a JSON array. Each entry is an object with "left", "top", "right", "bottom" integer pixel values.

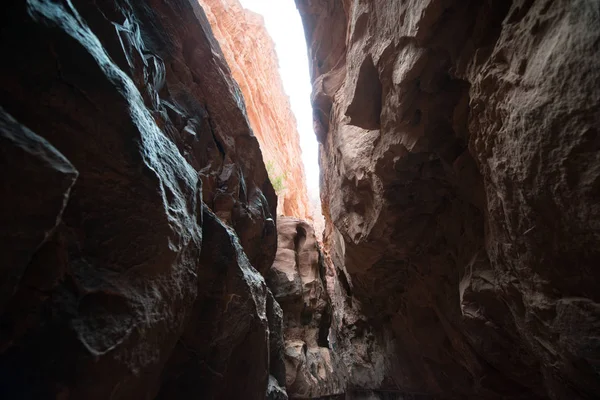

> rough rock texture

[
  {"left": 297, "top": 0, "right": 600, "bottom": 399},
  {"left": 158, "top": 208, "right": 286, "bottom": 399},
  {"left": 199, "top": 0, "right": 312, "bottom": 221},
  {"left": 0, "top": 0, "right": 284, "bottom": 398},
  {"left": 322, "top": 226, "right": 400, "bottom": 396},
  {"left": 268, "top": 217, "right": 344, "bottom": 398}
]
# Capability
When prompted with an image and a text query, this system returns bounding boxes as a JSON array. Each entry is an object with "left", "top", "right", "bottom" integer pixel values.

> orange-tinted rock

[{"left": 199, "top": 0, "right": 312, "bottom": 221}]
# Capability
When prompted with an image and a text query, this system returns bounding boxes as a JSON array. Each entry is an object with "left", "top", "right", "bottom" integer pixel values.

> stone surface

[
  {"left": 199, "top": 0, "right": 312, "bottom": 221},
  {"left": 0, "top": 109, "right": 78, "bottom": 315},
  {"left": 0, "top": 0, "right": 281, "bottom": 398},
  {"left": 321, "top": 225, "right": 397, "bottom": 394},
  {"left": 296, "top": 0, "right": 600, "bottom": 399},
  {"left": 268, "top": 217, "right": 344, "bottom": 398},
  {"left": 157, "top": 208, "right": 282, "bottom": 399}
]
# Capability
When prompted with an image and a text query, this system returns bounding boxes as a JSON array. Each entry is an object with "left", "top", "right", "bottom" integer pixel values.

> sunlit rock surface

[
  {"left": 200, "top": 0, "right": 312, "bottom": 221},
  {"left": 296, "top": 0, "right": 600, "bottom": 398}
]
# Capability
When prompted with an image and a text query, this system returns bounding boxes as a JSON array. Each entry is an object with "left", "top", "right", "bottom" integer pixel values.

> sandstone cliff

[
  {"left": 199, "top": 0, "right": 312, "bottom": 221},
  {"left": 0, "top": 0, "right": 285, "bottom": 398},
  {"left": 296, "top": 0, "right": 600, "bottom": 399}
]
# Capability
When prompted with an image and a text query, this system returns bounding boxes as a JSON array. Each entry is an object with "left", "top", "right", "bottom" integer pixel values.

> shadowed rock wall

[
  {"left": 0, "top": 0, "right": 285, "bottom": 398},
  {"left": 296, "top": 0, "right": 600, "bottom": 399}
]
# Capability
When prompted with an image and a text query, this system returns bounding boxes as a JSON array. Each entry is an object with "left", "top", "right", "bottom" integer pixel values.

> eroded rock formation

[
  {"left": 267, "top": 217, "right": 344, "bottom": 398},
  {"left": 0, "top": 0, "right": 284, "bottom": 398},
  {"left": 199, "top": 0, "right": 312, "bottom": 221},
  {"left": 296, "top": 0, "right": 600, "bottom": 399}
]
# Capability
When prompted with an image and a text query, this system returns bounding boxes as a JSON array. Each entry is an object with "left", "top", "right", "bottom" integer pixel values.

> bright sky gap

[{"left": 238, "top": 0, "right": 320, "bottom": 200}]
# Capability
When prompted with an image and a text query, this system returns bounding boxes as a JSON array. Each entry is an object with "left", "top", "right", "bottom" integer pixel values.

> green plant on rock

[{"left": 266, "top": 160, "right": 287, "bottom": 195}]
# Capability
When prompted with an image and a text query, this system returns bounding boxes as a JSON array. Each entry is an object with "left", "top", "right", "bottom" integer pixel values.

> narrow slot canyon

[{"left": 0, "top": 1, "right": 599, "bottom": 400}]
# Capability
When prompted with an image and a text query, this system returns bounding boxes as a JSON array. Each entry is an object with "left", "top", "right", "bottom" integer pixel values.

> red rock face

[
  {"left": 199, "top": 0, "right": 312, "bottom": 221},
  {"left": 296, "top": 0, "right": 600, "bottom": 399},
  {"left": 0, "top": 0, "right": 284, "bottom": 398}
]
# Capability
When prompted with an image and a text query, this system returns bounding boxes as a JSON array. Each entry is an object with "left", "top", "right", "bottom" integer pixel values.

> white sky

[{"left": 238, "top": 0, "right": 319, "bottom": 198}]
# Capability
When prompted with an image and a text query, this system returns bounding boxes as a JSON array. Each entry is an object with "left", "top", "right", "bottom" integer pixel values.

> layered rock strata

[
  {"left": 296, "top": 0, "right": 600, "bottom": 399},
  {"left": 199, "top": 0, "right": 312, "bottom": 221},
  {"left": 0, "top": 0, "right": 284, "bottom": 398}
]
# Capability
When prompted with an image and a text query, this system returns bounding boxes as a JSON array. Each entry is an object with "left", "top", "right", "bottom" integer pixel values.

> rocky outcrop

[
  {"left": 297, "top": 0, "right": 600, "bottom": 399},
  {"left": 199, "top": 0, "right": 312, "bottom": 221},
  {"left": 158, "top": 209, "right": 286, "bottom": 399},
  {"left": 268, "top": 217, "right": 398, "bottom": 399},
  {"left": 268, "top": 217, "right": 344, "bottom": 398},
  {"left": 322, "top": 226, "right": 398, "bottom": 396},
  {"left": 0, "top": 0, "right": 283, "bottom": 398}
]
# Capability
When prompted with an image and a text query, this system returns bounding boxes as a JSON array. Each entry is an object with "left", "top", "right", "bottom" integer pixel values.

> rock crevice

[
  {"left": 1, "top": 0, "right": 599, "bottom": 399},
  {"left": 199, "top": 0, "right": 312, "bottom": 221}
]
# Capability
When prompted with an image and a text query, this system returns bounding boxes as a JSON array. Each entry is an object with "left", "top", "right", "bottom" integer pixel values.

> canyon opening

[
  {"left": 199, "top": 0, "right": 324, "bottom": 234},
  {"left": 0, "top": 1, "right": 599, "bottom": 400}
]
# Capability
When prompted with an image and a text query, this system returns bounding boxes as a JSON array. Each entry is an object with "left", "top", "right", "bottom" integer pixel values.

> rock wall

[
  {"left": 0, "top": 0, "right": 285, "bottom": 398},
  {"left": 199, "top": 0, "right": 312, "bottom": 221},
  {"left": 296, "top": 0, "right": 600, "bottom": 399},
  {"left": 268, "top": 217, "right": 344, "bottom": 398},
  {"left": 268, "top": 216, "right": 401, "bottom": 399}
]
